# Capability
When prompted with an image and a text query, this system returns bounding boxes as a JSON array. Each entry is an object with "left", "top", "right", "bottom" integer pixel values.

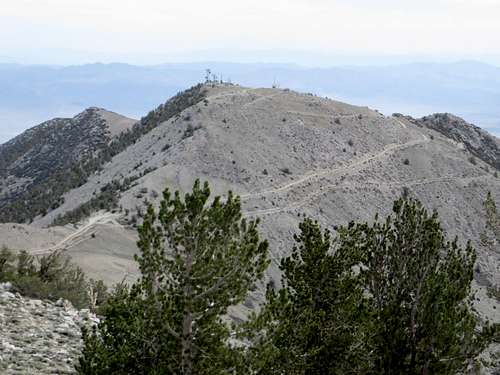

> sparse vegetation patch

[{"left": 0, "top": 246, "right": 108, "bottom": 309}]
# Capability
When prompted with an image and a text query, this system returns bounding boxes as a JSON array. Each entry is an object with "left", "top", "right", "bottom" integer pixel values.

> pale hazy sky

[{"left": 2, "top": 0, "right": 500, "bottom": 65}]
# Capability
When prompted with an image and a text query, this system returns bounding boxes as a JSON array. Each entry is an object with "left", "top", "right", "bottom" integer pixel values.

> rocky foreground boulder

[{"left": 0, "top": 283, "right": 98, "bottom": 374}]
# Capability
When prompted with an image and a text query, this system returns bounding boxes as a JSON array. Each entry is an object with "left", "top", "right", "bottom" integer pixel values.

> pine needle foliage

[
  {"left": 247, "top": 198, "right": 496, "bottom": 375},
  {"left": 244, "top": 218, "right": 371, "bottom": 374},
  {"left": 340, "top": 198, "right": 494, "bottom": 374},
  {"left": 77, "top": 179, "right": 269, "bottom": 375}
]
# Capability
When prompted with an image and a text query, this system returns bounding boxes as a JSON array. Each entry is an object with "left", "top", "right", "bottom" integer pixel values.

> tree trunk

[
  {"left": 182, "top": 310, "right": 193, "bottom": 375},
  {"left": 181, "top": 249, "right": 194, "bottom": 375}
]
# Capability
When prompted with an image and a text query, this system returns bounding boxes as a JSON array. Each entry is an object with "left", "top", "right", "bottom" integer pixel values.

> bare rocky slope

[
  {"left": 0, "top": 282, "right": 98, "bottom": 374},
  {"left": 0, "top": 83, "right": 207, "bottom": 224},
  {"left": 404, "top": 112, "right": 500, "bottom": 170},
  {"left": 0, "top": 108, "right": 137, "bottom": 222},
  {"left": 0, "top": 83, "right": 499, "bottom": 318}
]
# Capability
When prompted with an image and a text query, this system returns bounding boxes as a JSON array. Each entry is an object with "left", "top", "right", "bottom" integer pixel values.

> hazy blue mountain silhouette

[{"left": 1, "top": 61, "right": 499, "bottom": 143}]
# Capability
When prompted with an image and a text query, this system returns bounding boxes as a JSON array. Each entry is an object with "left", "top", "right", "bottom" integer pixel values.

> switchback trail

[
  {"left": 32, "top": 212, "right": 119, "bottom": 256},
  {"left": 243, "top": 173, "right": 492, "bottom": 218},
  {"left": 241, "top": 131, "right": 429, "bottom": 201}
]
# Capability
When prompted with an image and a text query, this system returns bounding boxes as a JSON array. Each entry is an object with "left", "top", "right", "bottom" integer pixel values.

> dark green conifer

[
  {"left": 340, "top": 198, "right": 494, "bottom": 374},
  {"left": 250, "top": 198, "right": 496, "bottom": 374},
  {"left": 77, "top": 180, "right": 269, "bottom": 374},
  {"left": 246, "top": 218, "right": 371, "bottom": 375}
]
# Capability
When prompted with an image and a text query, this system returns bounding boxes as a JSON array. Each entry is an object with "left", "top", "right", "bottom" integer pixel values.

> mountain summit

[
  {"left": 0, "top": 83, "right": 498, "bottom": 317},
  {"left": 0, "top": 108, "right": 137, "bottom": 222}
]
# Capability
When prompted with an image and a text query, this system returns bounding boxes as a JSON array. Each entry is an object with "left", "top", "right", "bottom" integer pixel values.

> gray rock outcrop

[{"left": 0, "top": 282, "right": 98, "bottom": 374}]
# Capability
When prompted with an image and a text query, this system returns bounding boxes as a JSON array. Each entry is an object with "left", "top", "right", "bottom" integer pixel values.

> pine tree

[
  {"left": 0, "top": 245, "right": 14, "bottom": 279},
  {"left": 248, "top": 198, "right": 497, "bottom": 374},
  {"left": 340, "top": 198, "right": 493, "bottom": 374},
  {"left": 16, "top": 250, "right": 36, "bottom": 276},
  {"left": 246, "top": 218, "right": 371, "bottom": 375},
  {"left": 77, "top": 180, "right": 269, "bottom": 374}
]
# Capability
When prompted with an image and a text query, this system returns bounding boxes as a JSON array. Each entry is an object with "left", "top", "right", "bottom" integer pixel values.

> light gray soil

[{"left": 1, "top": 84, "right": 498, "bottom": 321}]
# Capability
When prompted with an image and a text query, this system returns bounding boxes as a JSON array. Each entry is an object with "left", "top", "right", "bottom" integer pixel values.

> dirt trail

[
  {"left": 32, "top": 212, "right": 119, "bottom": 255},
  {"left": 241, "top": 122, "right": 433, "bottom": 218},
  {"left": 242, "top": 131, "right": 428, "bottom": 201},
  {"left": 243, "top": 173, "right": 492, "bottom": 218},
  {"left": 394, "top": 118, "right": 407, "bottom": 129},
  {"left": 242, "top": 92, "right": 281, "bottom": 108},
  {"left": 284, "top": 110, "right": 361, "bottom": 119}
]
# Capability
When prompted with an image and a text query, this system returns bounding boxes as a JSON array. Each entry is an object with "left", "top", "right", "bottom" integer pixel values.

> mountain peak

[
  {"left": 418, "top": 112, "right": 500, "bottom": 170},
  {"left": 0, "top": 108, "right": 136, "bottom": 221},
  {"left": 80, "top": 106, "right": 106, "bottom": 113}
]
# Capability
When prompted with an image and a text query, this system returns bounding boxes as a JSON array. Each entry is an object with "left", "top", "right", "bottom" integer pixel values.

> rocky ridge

[
  {"left": 0, "top": 108, "right": 137, "bottom": 223},
  {"left": 415, "top": 113, "right": 500, "bottom": 170},
  {"left": 0, "top": 84, "right": 207, "bottom": 224},
  {"left": 0, "top": 107, "right": 135, "bottom": 183},
  {"left": 0, "top": 282, "right": 98, "bottom": 374}
]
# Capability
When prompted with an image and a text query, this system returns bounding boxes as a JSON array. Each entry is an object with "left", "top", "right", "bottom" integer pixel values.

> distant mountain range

[{"left": 1, "top": 61, "right": 500, "bottom": 143}]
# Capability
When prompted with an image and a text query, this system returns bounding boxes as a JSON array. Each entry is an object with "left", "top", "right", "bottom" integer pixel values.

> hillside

[
  {"left": 0, "top": 107, "right": 135, "bottom": 182},
  {"left": 0, "top": 84, "right": 207, "bottom": 224},
  {"left": 416, "top": 113, "right": 500, "bottom": 170},
  {"left": 0, "top": 108, "right": 137, "bottom": 222},
  {"left": 0, "top": 83, "right": 499, "bottom": 320}
]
